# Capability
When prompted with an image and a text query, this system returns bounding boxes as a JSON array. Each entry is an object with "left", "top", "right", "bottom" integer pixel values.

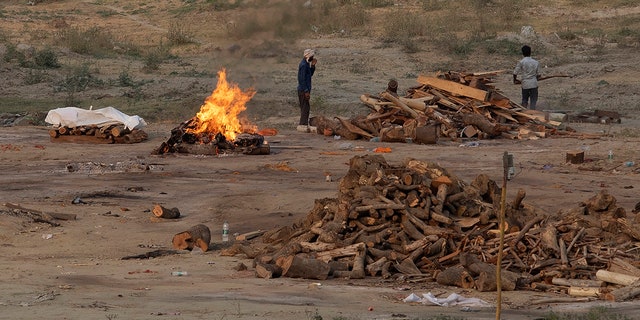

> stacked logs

[
  {"left": 49, "top": 123, "right": 148, "bottom": 144},
  {"left": 226, "top": 155, "right": 640, "bottom": 299},
  {"left": 311, "top": 71, "right": 582, "bottom": 142},
  {"left": 152, "top": 117, "right": 270, "bottom": 155}
]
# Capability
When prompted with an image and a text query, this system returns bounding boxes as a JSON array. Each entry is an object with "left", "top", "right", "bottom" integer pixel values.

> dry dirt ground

[
  {"left": 1, "top": 1, "right": 640, "bottom": 320},
  {"left": 1, "top": 121, "right": 639, "bottom": 320}
]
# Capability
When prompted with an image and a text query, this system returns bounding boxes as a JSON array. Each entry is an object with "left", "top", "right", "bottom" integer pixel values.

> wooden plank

[
  {"left": 417, "top": 76, "right": 489, "bottom": 101},
  {"left": 492, "top": 109, "right": 519, "bottom": 123}
]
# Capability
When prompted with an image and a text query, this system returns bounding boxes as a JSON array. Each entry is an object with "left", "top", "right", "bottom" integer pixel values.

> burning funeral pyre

[{"left": 153, "top": 69, "right": 269, "bottom": 156}]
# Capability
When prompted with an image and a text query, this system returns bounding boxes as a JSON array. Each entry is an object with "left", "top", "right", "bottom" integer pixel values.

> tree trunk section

[
  {"left": 172, "top": 224, "right": 211, "bottom": 252},
  {"left": 279, "top": 255, "right": 330, "bottom": 280},
  {"left": 435, "top": 265, "right": 474, "bottom": 289},
  {"left": 153, "top": 205, "right": 181, "bottom": 219}
]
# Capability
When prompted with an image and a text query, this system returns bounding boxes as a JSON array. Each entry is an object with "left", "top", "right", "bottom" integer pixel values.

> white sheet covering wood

[{"left": 45, "top": 106, "right": 147, "bottom": 130}]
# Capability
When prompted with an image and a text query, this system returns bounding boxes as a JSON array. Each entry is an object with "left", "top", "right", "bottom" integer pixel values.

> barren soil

[{"left": 1, "top": 1, "right": 640, "bottom": 320}]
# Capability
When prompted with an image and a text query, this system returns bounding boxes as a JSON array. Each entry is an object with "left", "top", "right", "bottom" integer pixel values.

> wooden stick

[
  {"left": 381, "top": 91, "right": 420, "bottom": 118},
  {"left": 566, "top": 227, "right": 585, "bottom": 253}
]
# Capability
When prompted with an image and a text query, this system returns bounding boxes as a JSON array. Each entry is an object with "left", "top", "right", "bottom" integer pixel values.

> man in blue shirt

[
  {"left": 297, "top": 48, "right": 316, "bottom": 132},
  {"left": 513, "top": 45, "right": 540, "bottom": 109}
]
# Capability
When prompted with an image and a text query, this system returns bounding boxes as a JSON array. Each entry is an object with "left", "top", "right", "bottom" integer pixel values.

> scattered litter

[
  {"left": 403, "top": 292, "right": 490, "bottom": 307},
  {"left": 459, "top": 141, "right": 480, "bottom": 147},
  {"left": 71, "top": 197, "right": 86, "bottom": 204},
  {"left": 308, "top": 282, "right": 322, "bottom": 289},
  {"left": 42, "top": 234, "right": 53, "bottom": 240},
  {"left": 373, "top": 147, "right": 392, "bottom": 153},
  {"left": 150, "top": 312, "right": 181, "bottom": 316},
  {"left": 338, "top": 142, "right": 353, "bottom": 150}
]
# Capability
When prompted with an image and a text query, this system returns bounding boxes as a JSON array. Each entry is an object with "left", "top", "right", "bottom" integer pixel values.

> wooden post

[{"left": 496, "top": 151, "right": 509, "bottom": 320}]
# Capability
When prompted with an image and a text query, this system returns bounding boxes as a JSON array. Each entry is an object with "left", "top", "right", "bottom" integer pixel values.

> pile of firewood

[
  {"left": 311, "top": 71, "right": 588, "bottom": 142},
  {"left": 49, "top": 123, "right": 148, "bottom": 144},
  {"left": 224, "top": 155, "right": 640, "bottom": 300}
]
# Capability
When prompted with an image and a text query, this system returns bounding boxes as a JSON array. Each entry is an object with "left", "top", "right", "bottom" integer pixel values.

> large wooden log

[
  {"left": 435, "top": 265, "right": 474, "bottom": 289},
  {"left": 596, "top": 270, "right": 640, "bottom": 286},
  {"left": 172, "top": 224, "right": 211, "bottom": 252},
  {"left": 279, "top": 255, "right": 330, "bottom": 280},
  {"left": 255, "top": 262, "right": 282, "bottom": 279},
  {"left": 551, "top": 278, "right": 604, "bottom": 288},
  {"left": 609, "top": 258, "right": 640, "bottom": 277},
  {"left": 541, "top": 224, "right": 560, "bottom": 256},
  {"left": 468, "top": 262, "right": 519, "bottom": 292},
  {"left": 604, "top": 280, "right": 640, "bottom": 302},
  {"left": 350, "top": 248, "right": 366, "bottom": 279},
  {"left": 460, "top": 113, "right": 501, "bottom": 137},
  {"left": 152, "top": 205, "right": 181, "bottom": 219}
]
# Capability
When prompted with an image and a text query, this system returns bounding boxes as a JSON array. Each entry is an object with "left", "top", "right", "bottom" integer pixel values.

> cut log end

[
  {"left": 172, "top": 224, "right": 211, "bottom": 252},
  {"left": 153, "top": 204, "right": 181, "bottom": 219}
]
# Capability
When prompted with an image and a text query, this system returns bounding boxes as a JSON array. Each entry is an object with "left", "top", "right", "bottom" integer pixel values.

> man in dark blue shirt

[{"left": 297, "top": 48, "right": 316, "bottom": 131}]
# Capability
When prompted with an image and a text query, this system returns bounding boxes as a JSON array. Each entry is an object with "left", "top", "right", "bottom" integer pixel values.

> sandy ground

[
  {"left": 1, "top": 120, "right": 639, "bottom": 320},
  {"left": 1, "top": 2, "right": 639, "bottom": 318}
]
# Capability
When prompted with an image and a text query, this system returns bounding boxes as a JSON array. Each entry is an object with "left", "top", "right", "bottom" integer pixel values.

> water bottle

[
  {"left": 171, "top": 271, "right": 188, "bottom": 276},
  {"left": 222, "top": 221, "right": 229, "bottom": 242},
  {"left": 608, "top": 150, "right": 613, "bottom": 162}
]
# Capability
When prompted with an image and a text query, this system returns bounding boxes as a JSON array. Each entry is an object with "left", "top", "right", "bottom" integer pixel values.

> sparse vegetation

[
  {"left": 54, "top": 62, "right": 103, "bottom": 107},
  {"left": 167, "top": 21, "right": 196, "bottom": 46},
  {"left": 33, "top": 47, "right": 60, "bottom": 69},
  {"left": 56, "top": 25, "right": 140, "bottom": 57},
  {"left": 57, "top": 26, "right": 115, "bottom": 57},
  {"left": 24, "top": 69, "right": 49, "bottom": 85}
]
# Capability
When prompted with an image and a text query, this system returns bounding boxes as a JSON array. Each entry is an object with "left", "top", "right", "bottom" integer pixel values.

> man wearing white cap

[{"left": 297, "top": 48, "right": 317, "bottom": 132}]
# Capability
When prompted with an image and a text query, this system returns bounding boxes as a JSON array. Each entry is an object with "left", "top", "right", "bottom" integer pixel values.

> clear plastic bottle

[
  {"left": 222, "top": 221, "right": 229, "bottom": 242},
  {"left": 171, "top": 271, "right": 188, "bottom": 276},
  {"left": 608, "top": 150, "right": 613, "bottom": 162}
]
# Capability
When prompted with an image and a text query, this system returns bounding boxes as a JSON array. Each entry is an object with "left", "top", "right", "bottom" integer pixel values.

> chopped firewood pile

[
  {"left": 152, "top": 117, "right": 270, "bottom": 155},
  {"left": 49, "top": 123, "right": 148, "bottom": 144},
  {"left": 311, "top": 71, "right": 590, "bottom": 142},
  {"left": 224, "top": 155, "right": 640, "bottom": 300}
]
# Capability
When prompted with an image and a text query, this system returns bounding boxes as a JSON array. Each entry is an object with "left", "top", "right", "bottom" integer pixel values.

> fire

[{"left": 187, "top": 69, "right": 256, "bottom": 140}]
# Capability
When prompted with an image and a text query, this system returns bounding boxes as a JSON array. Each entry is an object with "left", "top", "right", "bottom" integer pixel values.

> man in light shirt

[{"left": 513, "top": 45, "right": 540, "bottom": 109}]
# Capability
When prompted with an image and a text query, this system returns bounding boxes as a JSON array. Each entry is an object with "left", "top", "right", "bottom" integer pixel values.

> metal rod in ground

[{"left": 496, "top": 151, "right": 509, "bottom": 320}]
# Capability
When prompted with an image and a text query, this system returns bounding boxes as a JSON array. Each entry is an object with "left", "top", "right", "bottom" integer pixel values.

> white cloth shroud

[
  {"left": 403, "top": 292, "right": 490, "bottom": 307},
  {"left": 45, "top": 106, "right": 147, "bottom": 130}
]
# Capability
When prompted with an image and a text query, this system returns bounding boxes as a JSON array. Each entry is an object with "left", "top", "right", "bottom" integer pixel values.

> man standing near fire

[
  {"left": 297, "top": 48, "right": 317, "bottom": 132},
  {"left": 513, "top": 45, "right": 540, "bottom": 110}
]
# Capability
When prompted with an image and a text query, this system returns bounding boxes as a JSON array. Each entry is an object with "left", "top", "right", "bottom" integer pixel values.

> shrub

[
  {"left": 54, "top": 62, "right": 103, "bottom": 107},
  {"left": 167, "top": 22, "right": 196, "bottom": 46},
  {"left": 33, "top": 47, "right": 61, "bottom": 69},
  {"left": 24, "top": 69, "right": 48, "bottom": 85}
]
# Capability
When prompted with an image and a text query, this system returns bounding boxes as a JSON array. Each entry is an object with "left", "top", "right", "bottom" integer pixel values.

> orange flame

[{"left": 187, "top": 69, "right": 256, "bottom": 140}]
